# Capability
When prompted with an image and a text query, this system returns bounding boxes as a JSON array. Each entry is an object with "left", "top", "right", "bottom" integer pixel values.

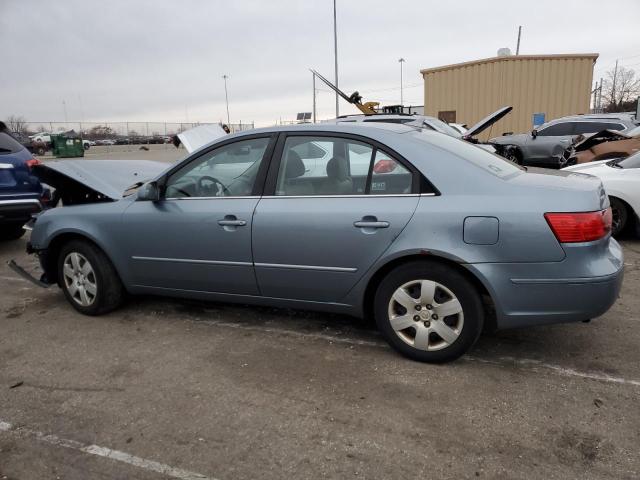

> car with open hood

[
  {"left": 334, "top": 106, "right": 513, "bottom": 154},
  {"left": 12, "top": 123, "right": 623, "bottom": 363},
  {"left": 491, "top": 113, "right": 639, "bottom": 168}
]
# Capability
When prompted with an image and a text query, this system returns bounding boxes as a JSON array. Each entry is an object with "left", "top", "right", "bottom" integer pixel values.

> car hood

[
  {"left": 33, "top": 160, "right": 168, "bottom": 200},
  {"left": 177, "top": 124, "right": 227, "bottom": 153},
  {"left": 562, "top": 159, "right": 612, "bottom": 172},
  {"left": 463, "top": 106, "right": 513, "bottom": 139}
]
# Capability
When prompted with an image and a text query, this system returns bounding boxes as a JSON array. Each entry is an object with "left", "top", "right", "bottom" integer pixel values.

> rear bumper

[
  {"left": 0, "top": 198, "right": 42, "bottom": 224},
  {"left": 467, "top": 239, "right": 624, "bottom": 329}
]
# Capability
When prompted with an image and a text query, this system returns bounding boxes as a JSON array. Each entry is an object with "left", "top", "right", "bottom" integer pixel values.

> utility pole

[
  {"left": 333, "top": 0, "right": 339, "bottom": 117},
  {"left": 599, "top": 77, "right": 603, "bottom": 110},
  {"left": 312, "top": 71, "right": 317, "bottom": 123},
  {"left": 516, "top": 26, "right": 522, "bottom": 55},
  {"left": 62, "top": 100, "right": 68, "bottom": 123},
  {"left": 222, "top": 74, "right": 231, "bottom": 126},
  {"left": 611, "top": 60, "right": 619, "bottom": 109},
  {"left": 593, "top": 80, "right": 598, "bottom": 112},
  {"left": 399, "top": 58, "right": 405, "bottom": 106}
]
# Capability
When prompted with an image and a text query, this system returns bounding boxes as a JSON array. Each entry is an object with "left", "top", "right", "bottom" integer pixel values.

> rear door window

[
  {"left": 0, "top": 132, "right": 25, "bottom": 154},
  {"left": 275, "top": 136, "right": 373, "bottom": 196},
  {"left": 537, "top": 122, "right": 575, "bottom": 136},
  {"left": 574, "top": 122, "right": 625, "bottom": 134}
]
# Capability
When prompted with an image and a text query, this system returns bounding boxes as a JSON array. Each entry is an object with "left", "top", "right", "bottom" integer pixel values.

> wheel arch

[
  {"left": 362, "top": 253, "right": 498, "bottom": 332},
  {"left": 40, "top": 231, "right": 123, "bottom": 287}
]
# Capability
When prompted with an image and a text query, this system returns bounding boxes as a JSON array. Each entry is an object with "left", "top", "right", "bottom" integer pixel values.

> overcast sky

[{"left": 1, "top": 0, "right": 639, "bottom": 127}]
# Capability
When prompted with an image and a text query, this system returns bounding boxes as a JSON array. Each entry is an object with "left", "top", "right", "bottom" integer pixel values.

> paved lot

[{"left": 1, "top": 148, "right": 639, "bottom": 479}]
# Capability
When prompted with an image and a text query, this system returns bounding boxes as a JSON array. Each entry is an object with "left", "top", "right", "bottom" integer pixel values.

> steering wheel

[{"left": 197, "top": 175, "right": 230, "bottom": 197}]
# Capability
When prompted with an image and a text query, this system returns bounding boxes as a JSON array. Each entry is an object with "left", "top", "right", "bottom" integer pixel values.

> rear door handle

[
  {"left": 354, "top": 220, "right": 389, "bottom": 229},
  {"left": 218, "top": 219, "right": 247, "bottom": 226}
]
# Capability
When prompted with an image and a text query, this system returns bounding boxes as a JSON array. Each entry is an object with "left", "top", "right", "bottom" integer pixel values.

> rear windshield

[
  {"left": 0, "top": 132, "right": 25, "bottom": 154},
  {"left": 408, "top": 130, "right": 524, "bottom": 178}
]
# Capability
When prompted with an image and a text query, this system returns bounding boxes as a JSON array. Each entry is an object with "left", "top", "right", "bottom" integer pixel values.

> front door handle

[{"left": 218, "top": 215, "right": 247, "bottom": 231}]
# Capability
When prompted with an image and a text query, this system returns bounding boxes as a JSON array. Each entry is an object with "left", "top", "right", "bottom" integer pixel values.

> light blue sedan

[{"left": 17, "top": 123, "right": 623, "bottom": 362}]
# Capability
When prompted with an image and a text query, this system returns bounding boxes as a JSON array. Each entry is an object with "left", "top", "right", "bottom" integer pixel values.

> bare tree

[
  {"left": 5, "top": 115, "right": 28, "bottom": 133},
  {"left": 601, "top": 66, "right": 640, "bottom": 112}
]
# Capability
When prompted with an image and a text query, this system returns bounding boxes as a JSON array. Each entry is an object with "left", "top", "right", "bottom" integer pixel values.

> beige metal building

[{"left": 421, "top": 53, "right": 598, "bottom": 139}]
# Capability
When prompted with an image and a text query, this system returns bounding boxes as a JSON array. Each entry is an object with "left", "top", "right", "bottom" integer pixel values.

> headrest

[{"left": 285, "top": 151, "right": 305, "bottom": 179}]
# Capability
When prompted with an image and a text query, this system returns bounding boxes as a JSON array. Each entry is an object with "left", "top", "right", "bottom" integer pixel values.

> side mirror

[
  {"left": 531, "top": 129, "right": 538, "bottom": 138},
  {"left": 137, "top": 181, "right": 160, "bottom": 201}
]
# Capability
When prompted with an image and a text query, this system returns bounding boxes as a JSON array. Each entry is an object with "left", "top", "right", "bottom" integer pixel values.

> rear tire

[
  {"left": 36, "top": 146, "right": 46, "bottom": 156},
  {"left": 0, "top": 224, "right": 25, "bottom": 241},
  {"left": 57, "top": 240, "right": 124, "bottom": 315},
  {"left": 374, "top": 261, "right": 484, "bottom": 363},
  {"left": 610, "top": 197, "right": 628, "bottom": 237}
]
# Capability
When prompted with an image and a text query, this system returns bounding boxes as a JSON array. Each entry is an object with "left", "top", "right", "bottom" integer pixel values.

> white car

[
  {"left": 30, "top": 133, "right": 51, "bottom": 144},
  {"left": 563, "top": 151, "right": 640, "bottom": 236}
]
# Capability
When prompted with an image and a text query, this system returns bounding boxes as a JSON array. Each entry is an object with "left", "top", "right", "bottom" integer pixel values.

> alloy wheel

[
  {"left": 387, "top": 279, "right": 464, "bottom": 351},
  {"left": 62, "top": 252, "right": 97, "bottom": 307}
]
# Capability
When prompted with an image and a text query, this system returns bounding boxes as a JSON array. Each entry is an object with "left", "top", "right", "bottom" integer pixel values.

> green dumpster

[{"left": 50, "top": 131, "right": 84, "bottom": 158}]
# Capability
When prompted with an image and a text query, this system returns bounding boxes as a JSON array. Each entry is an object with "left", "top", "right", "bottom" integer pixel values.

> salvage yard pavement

[{"left": 1, "top": 237, "right": 640, "bottom": 479}]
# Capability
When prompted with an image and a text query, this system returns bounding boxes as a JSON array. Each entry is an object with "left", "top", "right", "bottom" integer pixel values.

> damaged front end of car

[{"left": 8, "top": 159, "right": 169, "bottom": 288}]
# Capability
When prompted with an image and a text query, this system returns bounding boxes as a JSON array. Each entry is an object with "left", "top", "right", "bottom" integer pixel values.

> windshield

[{"left": 423, "top": 118, "right": 462, "bottom": 138}]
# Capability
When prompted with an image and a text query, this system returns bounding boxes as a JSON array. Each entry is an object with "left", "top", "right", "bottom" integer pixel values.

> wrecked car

[
  {"left": 11, "top": 123, "right": 623, "bottom": 363},
  {"left": 490, "top": 114, "right": 638, "bottom": 168},
  {"left": 565, "top": 126, "right": 640, "bottom": 166}
]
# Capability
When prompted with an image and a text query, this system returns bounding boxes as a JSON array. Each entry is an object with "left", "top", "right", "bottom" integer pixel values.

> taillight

[
  {"left": 373, "top": 159, "right": 397, "bottom": 174},
  {"left": 544, "top": 208, "right": 612, "bottom": 243},
  {"left": 25, "top": 158, "right": 41, "bottom": 169}
]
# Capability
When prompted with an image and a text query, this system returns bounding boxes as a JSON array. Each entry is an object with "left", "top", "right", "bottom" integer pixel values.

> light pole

[
  {"left": 398, "top": 58, "right": 405, "bottom": 106},
  {"left": 222, "top": 74, "right": 230, "bottom": 126},
  {"left": 333, "top": 0, "right": 339, "bottom": 117},
  {"left": 312, "top": 71, "right": 317, "bottom": 123}
]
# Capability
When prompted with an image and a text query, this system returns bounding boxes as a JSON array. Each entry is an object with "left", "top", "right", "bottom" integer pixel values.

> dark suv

[{"left": 0, "top": 123, "right": 46, "bottom": 240}]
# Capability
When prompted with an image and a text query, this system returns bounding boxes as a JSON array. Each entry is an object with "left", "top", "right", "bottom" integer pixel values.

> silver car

[{"left": 15, "top": 123, "right": 623, "bottom": 362}]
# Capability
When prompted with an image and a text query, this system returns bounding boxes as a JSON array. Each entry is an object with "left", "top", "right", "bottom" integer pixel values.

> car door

[
  {"left": 252, "top": 133, "right": 421, "bottom": 303},
  {"left": 527, "top": 122, "right": 575, "bottom": 165},
  {"left": 122, "top": 134, "right": 275, "bottom": 294}
]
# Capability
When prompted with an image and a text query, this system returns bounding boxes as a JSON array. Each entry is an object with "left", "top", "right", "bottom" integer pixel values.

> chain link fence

[{"left": 16, "top": 121, "right": 254, "bottom": 144}]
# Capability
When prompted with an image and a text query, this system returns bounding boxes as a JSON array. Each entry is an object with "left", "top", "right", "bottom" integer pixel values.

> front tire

[
  {"left": 374, "top": 261, "right": 484, "bottom": 363},
  {"left": 57, "top": 240, "right": 124, "bottom": 315}
]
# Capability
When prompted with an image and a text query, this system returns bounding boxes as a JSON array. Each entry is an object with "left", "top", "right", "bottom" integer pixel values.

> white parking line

[
  {"left": 189, "top": 317, "right": 640, "bottom": 388},
  {"left": 0, "top": 420, "right": 216, "bottom": 480},
  {"left": 468, "top": 356, "right": 640, "bottom": 387}
]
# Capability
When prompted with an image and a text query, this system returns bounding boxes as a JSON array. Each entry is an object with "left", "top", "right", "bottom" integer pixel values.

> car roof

[{"left": 231, "top": 122, "right": 416, "bottom": 136}]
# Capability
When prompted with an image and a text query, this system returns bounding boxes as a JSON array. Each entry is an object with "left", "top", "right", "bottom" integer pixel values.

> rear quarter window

[{"left": 0, "top": 132, "right": 25, "bottom": 154}]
